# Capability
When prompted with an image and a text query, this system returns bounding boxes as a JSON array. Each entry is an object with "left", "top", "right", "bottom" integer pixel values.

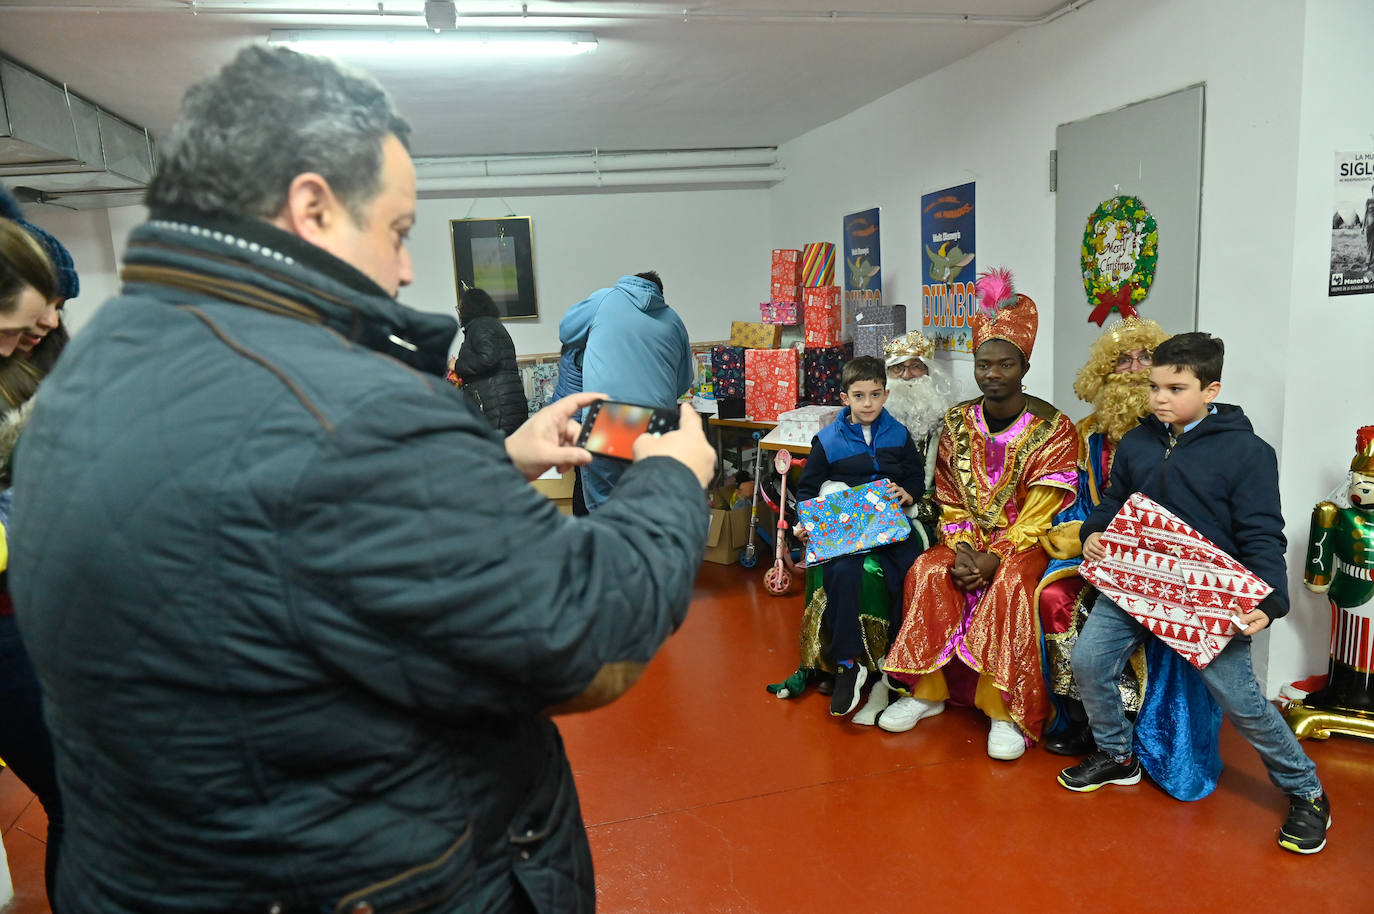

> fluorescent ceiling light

[{"left": 269, "top": 29, "right": 598, "bottom": 59}]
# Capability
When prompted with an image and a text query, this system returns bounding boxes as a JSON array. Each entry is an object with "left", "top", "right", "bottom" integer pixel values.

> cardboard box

[
  {"left": 773, "top": 405, "right": 842, "bottom": 446},
  {"left": 802, "top": 242, "right": 836, "bottom": 287},
  {"left": 704, "top": 488, "right": 754, "bottom": 564},
  {"left": 771, "top": 249, "right": 803, "bottom": 285},
  {"left": 760, "top": 301, "right": 799, "bottom": 324},
  {"left": 744, "top": 347, "right": 800, "bottom": 422},
  {"left": 803, "top": 286, "right": 842, "bottom": 346},
  {"left": 531, "top": 469, "right": 577, "bottom": 515}
]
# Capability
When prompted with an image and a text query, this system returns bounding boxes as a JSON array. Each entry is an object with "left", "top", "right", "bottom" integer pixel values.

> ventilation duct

[{"left": 0, "top": 55, "right": 157, "bottom": 209}]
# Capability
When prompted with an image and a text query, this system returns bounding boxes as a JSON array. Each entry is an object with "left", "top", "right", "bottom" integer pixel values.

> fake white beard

[{"left": 885, "top": 372, "right": 954, "bottom": 440}]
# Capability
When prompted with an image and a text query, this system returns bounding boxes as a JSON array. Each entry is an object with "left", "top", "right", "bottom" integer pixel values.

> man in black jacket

[
  {"left": 9, "top": 45, "right": 715, "bottom": 913},
  {"left": 1058, "top": 332, "right": 1329, "bottom": 856}
]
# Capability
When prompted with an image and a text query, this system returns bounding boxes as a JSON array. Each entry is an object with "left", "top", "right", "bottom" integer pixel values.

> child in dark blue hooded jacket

[{"left": 796, "top": 356, "right": 927, "bottom": 718}]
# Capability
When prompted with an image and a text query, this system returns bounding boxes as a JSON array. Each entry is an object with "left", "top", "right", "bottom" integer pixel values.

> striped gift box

[{"left": 801, "top": 242, "right": 835, "bottom": 287}]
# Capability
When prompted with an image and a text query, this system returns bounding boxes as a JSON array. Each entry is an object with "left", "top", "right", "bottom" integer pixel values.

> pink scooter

[{"left": 764, "top": 448, "right": 806, "bottom": 595}]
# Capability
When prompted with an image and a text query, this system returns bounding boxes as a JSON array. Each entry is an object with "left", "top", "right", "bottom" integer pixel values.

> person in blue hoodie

[
  {"left": 1058, "top": 332, "right": 1329, "bottom": 856},
  {"left": 558, "top": 271, "right": 694, "bottom": 509},
  {"left": 794, "top": 356, "right": 928, "bottom": 718}
]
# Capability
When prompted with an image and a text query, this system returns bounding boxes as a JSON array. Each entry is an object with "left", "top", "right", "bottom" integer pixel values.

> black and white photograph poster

[{"left": 1329, "top": 151, "right": 1374, "bottom": 296}]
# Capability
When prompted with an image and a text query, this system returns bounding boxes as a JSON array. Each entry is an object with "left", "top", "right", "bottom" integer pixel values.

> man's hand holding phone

[{"left": 632, "top": 404, "right": 715, "bottom": 489}]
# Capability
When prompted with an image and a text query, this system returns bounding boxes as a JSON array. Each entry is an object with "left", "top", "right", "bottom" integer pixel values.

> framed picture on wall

[{"left": 449, "top": 217, "right": 539, "bottom": 320}]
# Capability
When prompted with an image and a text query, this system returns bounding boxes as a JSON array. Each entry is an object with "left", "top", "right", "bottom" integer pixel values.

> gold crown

[{"left": 884, "top": 330, "right": 933, "bottom": 364}]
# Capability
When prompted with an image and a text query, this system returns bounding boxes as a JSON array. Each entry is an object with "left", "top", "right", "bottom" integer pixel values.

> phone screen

[{"left": 582, "top": 402, "right": 658, "bottom": 460}]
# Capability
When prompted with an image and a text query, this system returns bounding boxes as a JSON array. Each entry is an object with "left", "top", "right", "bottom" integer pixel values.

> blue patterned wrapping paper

[{"left": 798, "top": 481, "right": 911, "bottom": 563}]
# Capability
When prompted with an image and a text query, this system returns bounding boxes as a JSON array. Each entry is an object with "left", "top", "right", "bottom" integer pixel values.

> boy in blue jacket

[
  {"left": 1058, "top": 332, "right": 1329, "bottom": 855},
  {"left": 796, "top": 356, "right": 928, "bottom": 718}
]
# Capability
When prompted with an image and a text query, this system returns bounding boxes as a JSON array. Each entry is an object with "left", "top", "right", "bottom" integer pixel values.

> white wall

[
  {"left": 770, "top": 0, "right": 1342, "bottom": 693},
  {"left": 19, "top": 188, "right": 770, "bottom": 355},
  {"left": 1274, "top": 0, "right": 1374, "bottom": 694},
  {"left": 407, "top": 188, "right": 770, "bottom": 356}
]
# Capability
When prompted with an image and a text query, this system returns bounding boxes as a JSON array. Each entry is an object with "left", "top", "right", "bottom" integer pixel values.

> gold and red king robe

[{"left": 884, "top": 395, "right": 1078, "bottom": 741}]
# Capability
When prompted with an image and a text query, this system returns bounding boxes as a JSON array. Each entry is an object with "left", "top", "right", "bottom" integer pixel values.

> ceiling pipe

[
  {"left": 413, "top": 148, "right": 778, "bottom": 179},
  {"left": 415, "top": 165, "right": 785, "bottom": 194},
  {"left": 0, "top": 1, "right": 1098, "bottom": 27}
]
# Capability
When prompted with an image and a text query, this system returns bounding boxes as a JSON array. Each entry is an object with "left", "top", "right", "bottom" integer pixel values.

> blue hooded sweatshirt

[{"left": 558, "top": 275, "right": 694, "bottom": 508}]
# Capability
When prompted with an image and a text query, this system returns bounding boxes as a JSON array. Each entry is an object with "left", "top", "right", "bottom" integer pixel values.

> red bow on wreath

[{"left": 1088, "top": 283, "right": 1139, "bottom": 326}]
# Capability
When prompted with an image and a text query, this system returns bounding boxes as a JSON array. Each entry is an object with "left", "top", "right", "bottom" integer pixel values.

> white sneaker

[
  {"left": 877, "top": 696, "right": 944, "bottom": 732},
  {"left": 987, "top": 719, "right": 1026, "bottom": 760},
  {"left": 852, "top": 675, "right": 892, "bottom": 726}
]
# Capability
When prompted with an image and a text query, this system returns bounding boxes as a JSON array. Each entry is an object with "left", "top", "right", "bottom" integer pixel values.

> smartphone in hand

[{"left": 575, "top": 400, "right": 681, "bottom": 462}]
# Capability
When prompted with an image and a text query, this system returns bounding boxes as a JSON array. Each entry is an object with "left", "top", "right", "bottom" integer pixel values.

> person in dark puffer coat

[
  {"left": 8, "top": 45, "right": 716, "bottom": 914},
  {"left": 455, "top": 285, "right": 527, "bottom": 436}
]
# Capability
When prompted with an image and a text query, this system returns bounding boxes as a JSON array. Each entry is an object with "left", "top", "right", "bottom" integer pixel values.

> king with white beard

[{"left": 883, "top": 331, "right": 956, "bottom": 540}]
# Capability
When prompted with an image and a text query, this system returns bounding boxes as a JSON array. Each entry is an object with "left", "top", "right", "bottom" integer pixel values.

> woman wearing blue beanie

[{"left": 0, "top": 184, "right": 74, "bottom": 912}]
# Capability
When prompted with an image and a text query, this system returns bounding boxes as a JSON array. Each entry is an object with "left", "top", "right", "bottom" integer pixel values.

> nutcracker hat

[
  {"left": 1353, "top": 425, "right": 1374, "bottom": 475},
  {"left": 884, "top": 329, "right": 934, "bottom": 368},
  {"left": 971, "top": 268, "right": 1038, "bottom": 361}
]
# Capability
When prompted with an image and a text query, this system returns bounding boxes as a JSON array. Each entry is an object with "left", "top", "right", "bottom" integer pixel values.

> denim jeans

[
  {"left": 0, "top": 612, "right": 63, "bottom": 903},
  {"left": 1072, "top": 593, "right": 1323, "bottom": 799}
]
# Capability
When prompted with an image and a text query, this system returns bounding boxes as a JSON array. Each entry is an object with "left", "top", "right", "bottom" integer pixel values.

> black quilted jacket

[{"left": 456, "top": 314, "right": 527, "bottom": 436}]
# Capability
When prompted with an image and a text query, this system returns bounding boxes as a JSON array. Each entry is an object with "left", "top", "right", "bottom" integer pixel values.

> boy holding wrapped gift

[
  {"left": 793, "top": 356, "right": 929, "bottom": 719},
  {"left": 1060, "top": 332, "right": 1330, "bottom": 855}
]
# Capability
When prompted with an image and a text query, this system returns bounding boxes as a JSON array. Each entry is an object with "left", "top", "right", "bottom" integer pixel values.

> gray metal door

[{"left": 1052, "top": 85, "right": 1204, "bottom": 420}]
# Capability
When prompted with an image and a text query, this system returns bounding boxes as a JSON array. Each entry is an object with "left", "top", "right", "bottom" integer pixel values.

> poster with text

[
  {"left": 1329, "top": 152, "right": 1374, "bottom": 296},
  {"left": 921, "top": 182, "right": 977, "bottom": 354},
  {"left": 843, "top": 208, "right": 882, "bottom": 328}
]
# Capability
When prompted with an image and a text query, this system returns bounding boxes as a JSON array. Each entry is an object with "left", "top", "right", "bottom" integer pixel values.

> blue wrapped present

[{"left": 797, "top": 481, "right": 911, "bottom": 563}]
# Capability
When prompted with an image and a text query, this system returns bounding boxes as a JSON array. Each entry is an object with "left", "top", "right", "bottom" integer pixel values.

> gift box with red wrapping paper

[
  {"left": 744, "top": 347, "right": 800, "bottom": 422},
  {"left": 771, "top": 249, "right": 802, "bottom": 285},
  {"left": 1079, "top": 493, "right": 1272, "bottom": 670},
  {"left": 803, "top": 286, "right": 842, "bottom": 346}
]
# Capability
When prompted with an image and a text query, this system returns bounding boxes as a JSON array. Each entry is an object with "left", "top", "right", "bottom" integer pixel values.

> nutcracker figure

[{"left": 1286, "top": 425, "right": 1374, "bottom": 740}]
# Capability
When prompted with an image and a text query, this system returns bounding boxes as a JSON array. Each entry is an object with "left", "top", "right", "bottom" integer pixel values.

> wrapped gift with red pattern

[
  {"left": 744, "top": 347, "right": 799, "bottom": 421},
  {"left": 801, "top": 242, "right": 835, "bottom": 287},
  {"left": 804, "top": 286, "right": 842, "bottom": 346},
  {"left": 710, "top": 345, "right": 746, "bottom": 399},
  {"left": 771, "top": 249, "right": 802, "bottom": 285},
  {"left": 760, "top": 301, "right": 799, "bottom": 325},
  {"left": 771, "top": 280, "right": 802, "bottom": 304},
  {"left": 802, "top": 343, "right": 853, "bottom": 405},
  {"left": 1079, "top": 493, "right": 1273, "bottom": 670}
]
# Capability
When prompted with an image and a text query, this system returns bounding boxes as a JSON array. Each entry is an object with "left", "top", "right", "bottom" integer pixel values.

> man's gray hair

[{"left": 146, "top": 45, "right": 412, "bottom": 224}]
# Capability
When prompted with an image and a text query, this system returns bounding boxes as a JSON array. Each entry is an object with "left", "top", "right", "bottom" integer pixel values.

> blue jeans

[{"left": 1072, "top": 593, "right": 1322, "bottom": 800}]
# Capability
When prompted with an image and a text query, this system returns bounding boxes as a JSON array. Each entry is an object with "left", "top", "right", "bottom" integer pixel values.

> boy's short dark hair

[
  {"left": 841, "top": 356, "right": 887, "bottom": 392},
  {"left": 635, "top": 270, "right": 664, "bottom": 293},
  {"left": 1152, "top": 332, "right": 1224, "bottom": 387}
]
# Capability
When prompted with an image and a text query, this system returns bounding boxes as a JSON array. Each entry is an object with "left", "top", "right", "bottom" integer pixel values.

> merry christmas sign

[
  {"left": 1081, "top": 195, "right": 1158, "bottom": 326},
  {"left": 1079, "top": 493, "right": 1272, "bottom": 670}
]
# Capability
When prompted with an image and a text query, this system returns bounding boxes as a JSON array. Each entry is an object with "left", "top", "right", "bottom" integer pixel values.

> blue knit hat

[{"left": 0, "top": 185, "right": 80, "bottom": 300}]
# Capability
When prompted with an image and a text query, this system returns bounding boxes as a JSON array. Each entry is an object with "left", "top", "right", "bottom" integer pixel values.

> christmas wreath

[{"left": 1081, "top": 195, "right": 1158, "bottom": 325}]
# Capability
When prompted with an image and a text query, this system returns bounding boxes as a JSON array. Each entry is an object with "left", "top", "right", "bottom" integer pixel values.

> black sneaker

[
  {"left": 1057, "top": 750, "right": 1142, "bottom": 792},
  {"left": 829, "top": 664, "right": 868, "bottom": 716},
  {"left": 1043, "top": 721, "right": 1097, "bottom": 757},
  {"left": 1278, "top": 793, "right": 1330, "bottom": 855}
]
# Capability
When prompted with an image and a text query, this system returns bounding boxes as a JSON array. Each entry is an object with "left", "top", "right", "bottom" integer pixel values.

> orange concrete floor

[{"left": 4, "top": 561, "right": 1372, "bottom": 913}]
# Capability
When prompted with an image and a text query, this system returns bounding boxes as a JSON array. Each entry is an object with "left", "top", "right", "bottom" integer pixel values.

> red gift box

[
  {"left": 1078, "top": 493, "right": 1273, "bottom": 670},
  {"left": 744, "top": 348, "right": 799, "bottom": 422},
  {"left": 804, "top": 286, "right": 842, "bottom": 346},
  {"left": 771, "top": 280, "right": 801, "bottom": 304},
  {"left": 771, "top": 249, "right": 802, "bottom": 285}
]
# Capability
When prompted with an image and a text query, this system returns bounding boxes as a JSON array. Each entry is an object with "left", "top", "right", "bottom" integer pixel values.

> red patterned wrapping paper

[
  {"left": 803, "top": 286, "right": 842, "bottom": 346},
  {"left": 771, "top": 249, "right": 802, "bottom": 285},
  {"left": 744, "top": 347, "right": 800, "bottom": 422},
  {"left": 1078, "top": 492, "right": 1273, "bottom": 670}
]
